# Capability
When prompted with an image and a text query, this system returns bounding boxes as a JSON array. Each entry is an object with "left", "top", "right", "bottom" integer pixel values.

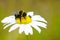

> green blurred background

[{"left": 0, "top": 0, "right": 60, "bottom": 40}]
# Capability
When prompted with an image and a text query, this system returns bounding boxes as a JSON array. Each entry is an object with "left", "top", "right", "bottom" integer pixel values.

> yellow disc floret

[
  {"left": 16, "top": 16, "right": 32, "bottom": 24},
  {"left": 25, "top": 16, "right": 32, "bottom": 24},
  {"left": 16, "top": 18, "right": 21, "bottom": 24}
]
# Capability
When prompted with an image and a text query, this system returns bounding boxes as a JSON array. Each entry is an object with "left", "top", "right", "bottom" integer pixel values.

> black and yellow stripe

[{"left": 15, "top": 10, "right": 32, "bottom": 24}]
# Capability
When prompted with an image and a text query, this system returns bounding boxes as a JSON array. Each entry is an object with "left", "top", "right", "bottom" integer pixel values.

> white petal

[
  {"left": 24, "top": 30, "right": 29, "bottom": 35},
  {"left": 30, "top": 23, "right": 41, "bottom": 33},
  {"left": 32, "top": 21, "right": 47, "bottom": 28},
  {"left": 3, "top": 23, "right": 8, "bottom": 26},
  {"left": 4, "top": 23, "right": 14, "bottom": 29},
  {"left": 19, "top": 25, "right": 24, "bottom": 34},
  {"left": 24, "top": 24, "right": 33, "bottom": 35},
  {"left": 27, "top": 12, "right": 34, "bottom": 17},
  {"left": 9, "top": 24, "right": 19, "bottom": 32},
  {"left": 19, "top": 24, "right": 33, "bottom": 35},
  {"left": 32, "top": 15, "right": 47, "bottom": 23},
  {"left": 1, "top": 15, "right": 15, "bottom": 23},
  {"left": 25, "top": 24, "right": 33, "bottom": 35},
  {"left": 20, "top": 24, "right": 29, "bottom": 35}
]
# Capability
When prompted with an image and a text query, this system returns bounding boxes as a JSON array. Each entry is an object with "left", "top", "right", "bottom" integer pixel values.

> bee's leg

[{"left": 23, "top": 12, "right": 27, "bottom": 19}]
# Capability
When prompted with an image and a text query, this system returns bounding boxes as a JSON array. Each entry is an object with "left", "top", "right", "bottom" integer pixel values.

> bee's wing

[{"left": 11, "top": 11, "right": 19, "bottom": 15}]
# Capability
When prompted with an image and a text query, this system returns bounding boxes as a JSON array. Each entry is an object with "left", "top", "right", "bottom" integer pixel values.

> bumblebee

[
  {"left": 15, "top": 10, "right": 26, "bottom": 19},
  {"left": 15, "top": 10, "right": 32, "bottom": 24}
]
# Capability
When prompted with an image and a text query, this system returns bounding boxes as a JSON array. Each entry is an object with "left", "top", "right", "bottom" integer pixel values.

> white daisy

[{"left": 1, "top": 10, "right": 47, "bottom": 35}]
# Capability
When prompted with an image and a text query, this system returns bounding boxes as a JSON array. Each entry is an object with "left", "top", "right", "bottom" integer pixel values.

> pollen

[
  {"left": 16, "top": 18, "right": 21, "bottom": 24},
  {"left": 25, "top": 16, "right": 32, "bottom": 24},
  {"left": 16, "top": 16, "right": 32, "bottom": 24}
]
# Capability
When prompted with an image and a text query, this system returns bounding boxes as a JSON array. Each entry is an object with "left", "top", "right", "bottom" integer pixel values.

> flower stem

[{"left": 26, "top": 35, "right": 28, "bottom": 40}]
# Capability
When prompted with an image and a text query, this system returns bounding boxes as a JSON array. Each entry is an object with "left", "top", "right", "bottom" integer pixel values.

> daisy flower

[{"left": 1, "top": 10, "right": 47, "bottom": 35}]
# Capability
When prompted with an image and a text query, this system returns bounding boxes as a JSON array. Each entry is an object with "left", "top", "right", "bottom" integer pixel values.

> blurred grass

[{"left": 0, "top": 0, "right": 60, "bottom": 40}]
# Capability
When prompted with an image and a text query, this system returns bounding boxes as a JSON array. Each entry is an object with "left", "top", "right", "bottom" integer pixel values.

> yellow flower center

[{"left": 16, "top": 16, "right": 32, "bottom": 24}]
